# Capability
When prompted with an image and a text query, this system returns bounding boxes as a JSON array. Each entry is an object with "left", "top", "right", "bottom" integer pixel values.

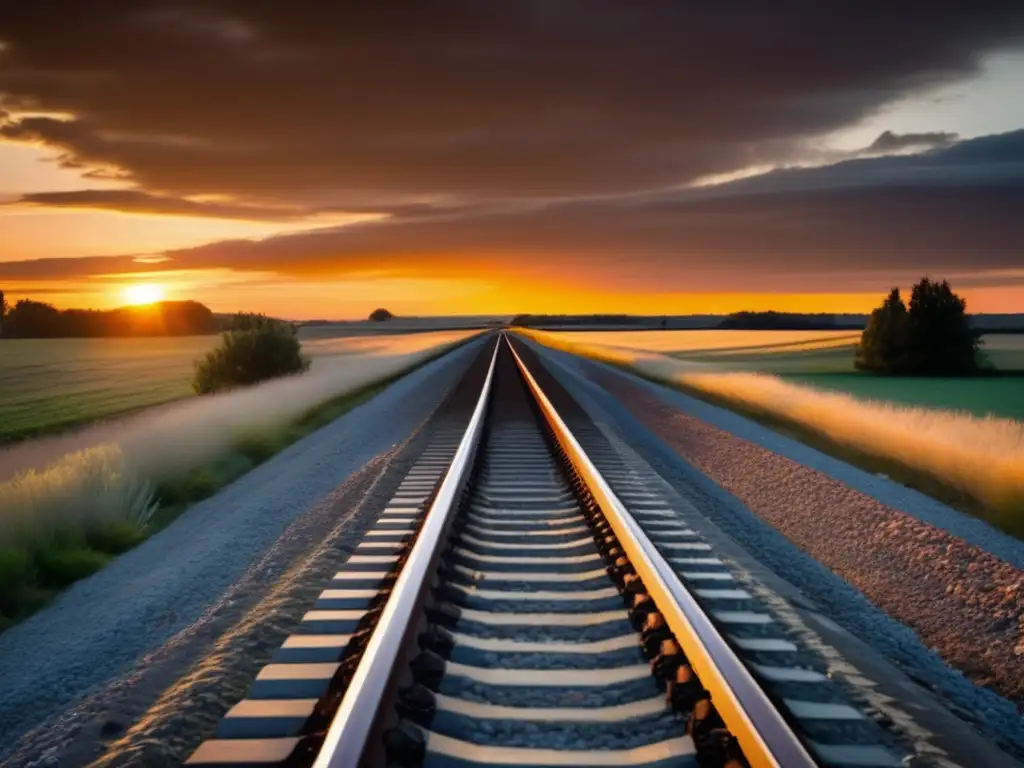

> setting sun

[{"left": 123, "top": 283, "right": 165, "bottom": 305}]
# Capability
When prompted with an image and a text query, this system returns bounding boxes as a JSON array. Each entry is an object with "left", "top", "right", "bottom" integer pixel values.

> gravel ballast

[
  {"left": 523, "top": 340, "right": 1024, "bottom": 758},
  {"left": 591, "top": 369, "right": 1024, "bottom": 697},
  {"left": 0, "top": 338, "right": 485, "bottom": 755}
]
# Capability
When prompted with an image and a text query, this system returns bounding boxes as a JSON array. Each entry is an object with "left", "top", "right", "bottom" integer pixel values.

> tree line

[{"left": 0, "top": 296, "right": 218, "bottom": 338}]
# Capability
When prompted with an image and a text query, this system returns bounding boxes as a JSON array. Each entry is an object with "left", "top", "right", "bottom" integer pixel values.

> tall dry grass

[
  {"left": 0, "top": 331, "right": 476, "bottom": 555},
  {"left": 0, "top": 445, "right": 157, "bottom": 550},
  {"left": 521, "top": 329, "right": 1024, "bottom": 528}
]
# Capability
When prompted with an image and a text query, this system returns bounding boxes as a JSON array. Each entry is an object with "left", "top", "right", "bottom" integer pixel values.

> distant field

[
  {"left": 0, "top": 337, "right": 217, "bottom": 443},
  {"left": 564, "top": 329, "right": 1024, "bottom": 372},
  {"left": 298, "top": 317, "right": 501, "bottom": 338},
  {"left": 523, "top": 328, "right": 1024, "bottom": 536},
  {"left": 0, "top": 329, "right": 476, "bottom": 444},
  {"left": 560, "top": 330, "right": 1024, "bottom": 419}
]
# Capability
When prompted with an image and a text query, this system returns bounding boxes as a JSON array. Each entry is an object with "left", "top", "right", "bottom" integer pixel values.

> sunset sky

[{"left": 1, "top": 4, "right": 1023, "bottom": 319}]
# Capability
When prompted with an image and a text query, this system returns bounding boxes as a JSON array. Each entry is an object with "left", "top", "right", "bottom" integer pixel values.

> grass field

[
  {"left": 556, "top": 330, "right": 1024, "bottom": 419},
  {"left": 0, "top": 329, "right": 478, "bottom": 627},
  {"left": 0, "top": 328, "right": 475, "bottom": 444},
  {"left": 0, "top": 337, "right": 217, "bottom": 443},
  {"left": 522, "top": 328, "right": 1024, "bottom": 537}
]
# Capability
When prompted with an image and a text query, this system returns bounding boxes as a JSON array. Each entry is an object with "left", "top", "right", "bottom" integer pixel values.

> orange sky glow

[
  {"left": 2, "top": 42, "right": 1023, "bottom": 322},
  {"left": 2, "top": 270, "right": 1020, "bottom": 320}
]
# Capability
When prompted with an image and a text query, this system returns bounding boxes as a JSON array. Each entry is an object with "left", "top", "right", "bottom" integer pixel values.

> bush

[
  {"left": 369, "top": 308, "right": 394, "bottom": 321},
  {"left": 194, "top": 317, "right": 309, "bottom": 394},
  {"left": 855, "top": 278, "right": 979, "bottom": 376}
]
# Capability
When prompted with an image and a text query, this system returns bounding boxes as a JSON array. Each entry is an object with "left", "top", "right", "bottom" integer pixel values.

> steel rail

[
  {"left": 313, "top": 336, "right": 501, "bottom": 768},
  {"left": 507, "top": 335, "right": 817, "bottom": 768}
]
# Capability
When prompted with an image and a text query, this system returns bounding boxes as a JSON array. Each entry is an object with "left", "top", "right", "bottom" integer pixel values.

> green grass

[
  {"left": 676, "top": 344, "right": 857, "bottom": 373},
  {"left": 0, "top": 381, "right": 386, "bottom": 628},
  {"left": 150, "top": 377, "right": 392, "bottom": 527},
  {"left": 0, "top": 336, "right": 217, "bottom": 443},
  {"left": 0, "top": 527, "right": 144, "bottom": 631},
  {"left": 782, "top": 373, "right": 1024, "bottom": 421}
]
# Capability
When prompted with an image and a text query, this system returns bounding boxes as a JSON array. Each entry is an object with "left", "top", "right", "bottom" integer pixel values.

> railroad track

[{"left": 188, "top": 334, "right": 907, "bottom": 768}]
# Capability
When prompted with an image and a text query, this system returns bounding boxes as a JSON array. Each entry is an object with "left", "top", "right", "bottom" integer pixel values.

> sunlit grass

[
  {"left": 522, "top": 329, "right": 1024, "bottom": 534},
  {"left": 0, "top": 330, "right": 478, "bottom": 625},
  {"left": 560, "top": 329, "right": 859, "bottom": 355},
  {"left": 0, "top": 445, "right": 156, "bottom": 626}
]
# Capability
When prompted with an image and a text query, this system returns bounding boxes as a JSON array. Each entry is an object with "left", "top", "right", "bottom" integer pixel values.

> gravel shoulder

[
  {"left": 524, "top": 340, "right": 1024, "bottom": 761},
  {"left": 618, "top": 361, "right": 1024, "bottom": 570},
  {"left": 0, "top": 338, "right": 485, "bottom": 753},
  {"left": 592, "top": 369, "right": 1024, "bottom": 698}
]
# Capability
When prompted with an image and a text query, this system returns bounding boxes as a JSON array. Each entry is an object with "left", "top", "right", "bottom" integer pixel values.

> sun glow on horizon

[{"left": 123, "top": 283, "right": 165, "bottom": 305}]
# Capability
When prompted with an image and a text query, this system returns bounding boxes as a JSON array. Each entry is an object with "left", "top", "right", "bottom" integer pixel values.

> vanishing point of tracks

[{"left": 187, "top": 334, "right": 907, "bottom": 768}]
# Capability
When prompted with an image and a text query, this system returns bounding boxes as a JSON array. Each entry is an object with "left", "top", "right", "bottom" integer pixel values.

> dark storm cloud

[
  {"left": 866, "top": 130, "right": 959, "bottom": 153},
  {"left": 4, "top": 130, "right": 1023, "bottom": 291},
  {"left": 2, "top": 2, "right": 1024, "bottom": 204}
]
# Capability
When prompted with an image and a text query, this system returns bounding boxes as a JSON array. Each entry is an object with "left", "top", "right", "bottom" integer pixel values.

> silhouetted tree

[
  {"left": 0, "top": 299, "right": 217, "bottom": 338},
  {"left": 855, "top": 288, "right": 910, "bottom": 373},
  {"left": 0, "top": 290, "right": 6, "bottom": 336},
  {"left": 369, "top": 308, "right": 394, "bottom": 321},
  {"left": 855, "top": 279, "right": 978, "bottom": 375},
  {"left": 906, "top": 278, "right": 979, "bottom": 375},
  {"left": 3, "top": 300, "right": 62, "bottom": 337}
]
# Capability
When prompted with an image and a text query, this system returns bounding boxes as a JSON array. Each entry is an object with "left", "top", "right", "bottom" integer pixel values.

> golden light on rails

[{"left": 123, "top": 283, "right": 165, "bottom": 305}]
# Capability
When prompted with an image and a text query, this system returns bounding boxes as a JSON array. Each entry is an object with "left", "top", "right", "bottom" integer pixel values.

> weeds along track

[{"left": 187, "top": 334, "right": 906, "bottom": 768}]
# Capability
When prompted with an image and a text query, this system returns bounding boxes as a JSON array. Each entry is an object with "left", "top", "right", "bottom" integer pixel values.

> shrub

[
  {"left": 222, "top": 312, "right": 279, "bottom": 332},
  {"left": 194, "top": 318, "right": 309, "bottom": 394},
  {"left": 369, "top": 308, "right": 394, "bottom": 321},
  {"left": 855, "top": 278, "right": 979, "bottom": 376}
]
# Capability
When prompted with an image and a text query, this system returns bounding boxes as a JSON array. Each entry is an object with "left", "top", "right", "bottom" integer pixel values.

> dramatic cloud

[
  {"left": 866, "top": 130, "right": 959, "bottom": 154},
  {"left": 11, "top": 189, "right": 312, "bottom": 220},
  {"left": 7, "top": 189, "right": 479, "bottom": 222},
  {"left": 3, "top": 131, "right": 1022, "bottom": 293},
  {"left": 2, "top": 2, "right": 1024, "bottom": 207},
  {"left": 686, "top": 129, "right": 1024, "bottom": 198}
]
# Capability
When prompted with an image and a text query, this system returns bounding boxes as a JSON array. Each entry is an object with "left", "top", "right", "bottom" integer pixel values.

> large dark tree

[
  {"left": 369, "top": 308, "right": 394, "bottom": 322},
  {"left": 855, "top": 279, "right": 978, "bottom": 375},
  {"left": 855, "top": 288, "right": 910, "bottom": 374},
  {"left": 905, "top": 278, "right": 979, "bottom": 375}
]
